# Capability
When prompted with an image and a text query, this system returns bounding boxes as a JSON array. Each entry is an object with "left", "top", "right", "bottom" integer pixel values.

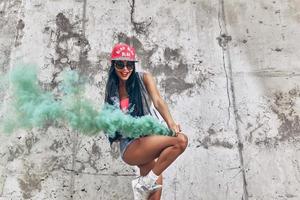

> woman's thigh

[{"left": 122, "top": 134, "right": 182, "bottom": 166}]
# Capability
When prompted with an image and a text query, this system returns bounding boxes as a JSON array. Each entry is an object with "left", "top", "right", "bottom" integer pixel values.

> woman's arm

[{"left": 143, "top": 72, "right": 181, "bottom": 134}]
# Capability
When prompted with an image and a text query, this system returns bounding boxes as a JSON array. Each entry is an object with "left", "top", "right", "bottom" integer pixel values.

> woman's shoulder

[
  {"left": 136, "top": 70, "right": 150, "bottom": 81},
  {"left": 136, "top": 70, "right": 151, "bottom": 80},
  {"left": 136, "top": 70, "right": 157, "bottom": 91}
]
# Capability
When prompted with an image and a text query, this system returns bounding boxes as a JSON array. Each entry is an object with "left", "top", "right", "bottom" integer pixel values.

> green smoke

[{"left": 1, "top": 64, "right": 173, "bottom": 138}]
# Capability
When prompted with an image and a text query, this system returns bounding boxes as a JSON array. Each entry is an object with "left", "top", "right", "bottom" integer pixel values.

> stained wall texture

[{"left": 0, "top": 0, "right": 300, "bottom": 200}]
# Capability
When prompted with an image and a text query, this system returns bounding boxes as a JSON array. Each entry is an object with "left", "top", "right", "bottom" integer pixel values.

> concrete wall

[{"left": 0, "top": 0, "right": 299, "bottom": 199}]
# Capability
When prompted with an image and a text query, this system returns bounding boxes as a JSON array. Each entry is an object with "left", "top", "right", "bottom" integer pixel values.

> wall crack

[
  {"left": 217, "top": 0, "right": 249, "bottom": 200},
  {"left": 128, "top": 0, "right": 152, "bottom": 35}
]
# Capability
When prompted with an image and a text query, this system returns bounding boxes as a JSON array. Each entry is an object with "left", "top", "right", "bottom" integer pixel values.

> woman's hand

[{"left": 169, "top": 123, "right": 182, "bottom": 136}]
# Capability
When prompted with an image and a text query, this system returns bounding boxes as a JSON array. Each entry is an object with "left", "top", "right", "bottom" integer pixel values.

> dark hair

[
  {"left": 105, "top": 60, "right": 145, "bottom": 117},
  {"left": 104, "top": 61, "right": 145, "bottom": 143}
]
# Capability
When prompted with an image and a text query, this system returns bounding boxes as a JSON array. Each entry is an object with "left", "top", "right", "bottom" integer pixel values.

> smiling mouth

[{"left": 121, "top": 72, "right": 129, "bottom": 77}]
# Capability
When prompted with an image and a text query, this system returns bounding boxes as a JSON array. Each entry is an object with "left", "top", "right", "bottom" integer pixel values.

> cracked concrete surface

[{"left": 0, "top": 0, "right": 300, "bottom": 199}]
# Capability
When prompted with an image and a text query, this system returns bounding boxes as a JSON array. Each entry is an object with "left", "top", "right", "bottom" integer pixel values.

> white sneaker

[{"left": 131, "top": 177, "right": 162, "bottom": 200}]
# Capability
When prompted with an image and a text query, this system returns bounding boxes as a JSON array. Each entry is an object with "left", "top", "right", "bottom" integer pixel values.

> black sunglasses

[{"left": 114, "top": 60, "right": 135, "bottom": 70}]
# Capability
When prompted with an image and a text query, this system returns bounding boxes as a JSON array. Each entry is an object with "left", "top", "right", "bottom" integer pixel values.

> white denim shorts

[{"left": 119, "top": 138, "right": 135, "bottom": 159}]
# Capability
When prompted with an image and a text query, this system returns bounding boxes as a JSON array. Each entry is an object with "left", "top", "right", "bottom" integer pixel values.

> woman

[{"left": 105, "top": 43, "right": 188, "bottom": 200}]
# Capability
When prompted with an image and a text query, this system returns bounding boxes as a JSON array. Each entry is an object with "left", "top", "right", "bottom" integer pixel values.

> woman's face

[{"left": 114, "top": 60, "right": 135, "bottom": 82}]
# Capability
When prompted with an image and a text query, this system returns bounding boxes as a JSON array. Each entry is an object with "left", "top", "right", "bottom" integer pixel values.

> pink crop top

[{"left": 120, "top": 97, "right": 129, "bottom": 111}]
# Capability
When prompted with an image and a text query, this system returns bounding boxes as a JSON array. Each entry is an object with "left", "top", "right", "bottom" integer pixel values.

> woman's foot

[{"left": 132, "top": 177, "right": 162, "bottom": 200}]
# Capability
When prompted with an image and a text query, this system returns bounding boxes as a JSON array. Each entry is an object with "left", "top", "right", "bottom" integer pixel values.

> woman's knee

[{"left": 176, "top": 133, "right": 188, "bottom": 152}]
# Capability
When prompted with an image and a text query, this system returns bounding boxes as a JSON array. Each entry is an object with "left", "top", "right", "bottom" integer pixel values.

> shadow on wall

[{"left": 117, "top": 32, "right": 214, "bottom": 100}]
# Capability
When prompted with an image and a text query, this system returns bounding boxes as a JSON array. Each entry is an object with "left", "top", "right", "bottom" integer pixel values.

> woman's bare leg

[
  {"left": 138, "top": 160, "right": 163, "bottom": 200},
  {"left": 148, "top": 175, "right": 162, "bottom": 200},
  {"left": 123, "top": 133, "right": 188, "bottom": 176}
]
